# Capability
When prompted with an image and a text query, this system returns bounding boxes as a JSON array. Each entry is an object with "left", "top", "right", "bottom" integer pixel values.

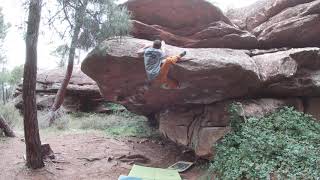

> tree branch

[{"left": 62, "top": 0, "right": 73, "bottom": 28}]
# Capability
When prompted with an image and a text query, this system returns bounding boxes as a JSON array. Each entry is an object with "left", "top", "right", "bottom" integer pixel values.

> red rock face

[
  {"left": 81, "top": 38, "right": 320, "bottom": 157},
  {"left": 246, "top": 0, "right": 315, "bottom": 30},
  {"left": 255, "top": 1, "right": 320, "bottom": 48},
  {"left": 159, "top": 98, "right": 303, "bottom": 158},
  {"left": 125, "top": 0, "right": 258, "bottom": 49},
  {"left": 80, "top": 0, "right": 320, "bottom": 158},
  {"left": 126, "top": 0, "right": 231, "bottom": 30}
]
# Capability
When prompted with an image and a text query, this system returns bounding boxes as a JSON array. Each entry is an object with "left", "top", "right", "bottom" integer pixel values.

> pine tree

[
  {"left": 23, "top": 0, "right": 44, "bottom": 169},
  {"left": 47, "top": 0, "right": 132, "bottom": 124}
]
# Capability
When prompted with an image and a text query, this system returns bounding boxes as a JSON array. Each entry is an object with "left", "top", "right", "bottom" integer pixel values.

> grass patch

[
  {"left": 0, "top": 102, "right": 159, "bottom": 139},
  {"left": 54, "top": 110, "right": 159, "bottom": 138},
  {"left": 0, "top": 103, "right": 22, "bottom": 130},
  {"left": 210, "top": 105, "right": 320, "bottom": 179}
]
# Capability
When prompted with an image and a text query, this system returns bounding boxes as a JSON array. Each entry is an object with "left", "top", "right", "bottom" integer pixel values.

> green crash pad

[{"left": 128, "top": 165, "right": 182, "bottom": 180}]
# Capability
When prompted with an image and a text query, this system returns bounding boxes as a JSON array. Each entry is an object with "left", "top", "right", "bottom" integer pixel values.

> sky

[{"left": 0, "top": 0, "right": 259, "bottom": 70}]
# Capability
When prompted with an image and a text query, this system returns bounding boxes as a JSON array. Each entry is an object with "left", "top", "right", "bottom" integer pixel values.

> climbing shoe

[
  {"left": 160, "top": 83, "right": 170, "bottom": 89},
  {"left": 179, "top": 51, "right": 187, "bottom": 57}
]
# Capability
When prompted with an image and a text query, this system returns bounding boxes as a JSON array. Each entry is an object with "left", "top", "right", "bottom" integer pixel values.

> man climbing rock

[{"left": 137, "top": 40, "right": 187, "bottom": 89}]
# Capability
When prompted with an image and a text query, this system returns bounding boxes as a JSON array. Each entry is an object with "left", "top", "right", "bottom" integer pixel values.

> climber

[{"left": 137, "top": 40, "right": 187, "bottom": 89}]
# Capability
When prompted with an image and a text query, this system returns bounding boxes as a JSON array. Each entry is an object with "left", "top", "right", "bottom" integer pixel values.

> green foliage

[
  {"left": 50, "top": 44, "right": 69, "bottom": 67},
  {"left": 39, "top": 109, "right": 159, "bottom": 138},
  {"left": 50, "top": 0, "right": 132, "bottom": 52},
  {"left": 75, "top": 111, "right": 158, "bottom": 138},
  {"left": 0, "top": 8, "right": 21, "bottom": 104},
  {"left": 211, "top": 105, "right": 320, "bottom": 179},
  {"left": 0, "top": 68, "right": 10, "bottom": 83},
  {"left": 78, "top": 0, "right": 132, "bottom": 50},
  {"left": 0, "top": 103, "right": 22, "bottom": 129},
  {"left": 0, "top": 7, "right": 10, "bottom": 62},
  {"left": 8, "top": 65, "right": 23, "bottom": 85},
  {"left": 228, "top": 102, "right": 243, "bottom": 133},
  {"left": 104, "top": 102, "right": 126, "bottom": 111},
  {"left": 0, "top": 65, "right": 24, "bottom": 104}
]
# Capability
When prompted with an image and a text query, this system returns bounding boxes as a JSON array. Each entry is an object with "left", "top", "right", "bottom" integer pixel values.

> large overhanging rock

[
  {"left": 82, "top": 38, "right": 261, "bottom": 115},
  {"left": 125, "top": 0, "right": 258, "bottom": 49},
  {"left": 81, "top": 37, "right": 320, "bottom": 116},
  {"left": 81, "top": 37, "right": 320, "bottom": 158}
]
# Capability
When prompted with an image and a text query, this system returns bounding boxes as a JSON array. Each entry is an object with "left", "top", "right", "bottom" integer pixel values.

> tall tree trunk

[
  {"left": 23, "top": 0, "right": 44, "bottom": 169},
  {"left": 0, "top": 115, "right": 15, "bottom": 137},
  {"left": 5, "top": 88, "right": 9, "bottom": 103},
  {"left": 49, "top": 0, "right": 88, "bottom": 125},
  {"left": 2, "top": 82, "right": 5, "bottom": 105}
]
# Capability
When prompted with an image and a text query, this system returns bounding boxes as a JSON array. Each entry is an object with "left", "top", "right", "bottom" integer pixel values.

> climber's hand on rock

[{"left": 179, "top": 58, "right": 194, "bottom": 62}]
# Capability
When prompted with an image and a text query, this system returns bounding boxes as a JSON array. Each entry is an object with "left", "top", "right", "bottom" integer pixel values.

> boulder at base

[{"left": 81, "top": 37, "right": 320, "bottom": 158}]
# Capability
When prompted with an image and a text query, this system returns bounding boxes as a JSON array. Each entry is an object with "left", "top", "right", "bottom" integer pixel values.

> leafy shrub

[
  {"left": 211, "top": 105, "right": 320, "bottom": 179},
  {"left": 37, "top": 109, "right": 68, "bottom": 129},
  {"left": 70, "top": 110, "right": 159, "bottom": 138},
  {"left": 0, "top": 103, "right": 22, "bottom": 129},
  {"left": 104, "top": 102, "right": 126, "bottom": 111}
]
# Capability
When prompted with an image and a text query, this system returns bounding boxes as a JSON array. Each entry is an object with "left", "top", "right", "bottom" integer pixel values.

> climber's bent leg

[{"left": 154, "top": 55, "right": 180, "bottom": 89}]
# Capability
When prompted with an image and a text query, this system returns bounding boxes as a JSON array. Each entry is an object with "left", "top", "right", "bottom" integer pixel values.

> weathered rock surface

[
  {"left": 14, "top": 68, "right": 108, "bottom": 113},
  {"left": 305, "top": 98, "right": 320, "bottom": 120},
  {"left": 82, "top": 38, "right": 261, "bottom": 115},
  {"left": 82, "top": 38, "right": 320, "bottom": 115},
  {"left": 254, "top": 0, "right": 320, "bottom": 48},
  {"left": 125, "top": 0, "right": 231, "bottom": 30},
  {"left": 81, "top": 38, "right": 320, "bottom": 157},
  {"left": 228, "top": 0, "right": 320, "bottom": 48},
  {"left": 226, "top": 0, "right": 272, "bottom": 29},
  {"left": 125, "top": 0, "right": 258, "bottom": 49},
  {"left": 159, "top": 98, "right": 304, "bottom": 158}
]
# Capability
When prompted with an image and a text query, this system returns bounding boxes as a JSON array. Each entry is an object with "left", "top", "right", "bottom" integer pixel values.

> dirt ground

[{"left": 0, "top": 131, "right": 207, "bottom": 180}]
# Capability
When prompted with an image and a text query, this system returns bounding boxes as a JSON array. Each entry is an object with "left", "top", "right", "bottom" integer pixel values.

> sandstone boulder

[
  {"left": 125, "top": 0, "right": 231, "bottom": 31},
  {"left": 81, "top": 38, "right": 320, "bottom": 115},
  {"left": 125, "top": 0, "right": 258, "bottom": 49},
  {"left": 228, "top": 0, "right": 320, "bottom": 48},
  {"left": 159, "top": 98, "right": 303, "bottom": 158},
  {"left": 247, "top": 0, "right": 315, "bottom": 31},
  {"left": 226, "top": 0, "right": 272, "bottom": 29},
  {"left": 254, "top": 0, "right": 320, "bottom": 48},
  {"left": 14, "top": 68, "right": 108, "bottom": 113},
  {"left": 82, "top": 38, "right": 261, "bottom": 115},
  {"left": 81, "top": 37, "right": 320, "bottom": 158}
]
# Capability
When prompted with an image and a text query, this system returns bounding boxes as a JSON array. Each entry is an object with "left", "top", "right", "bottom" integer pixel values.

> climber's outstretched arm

[{"left": 161, "top": 41, "right": 166, "bottom": 56}]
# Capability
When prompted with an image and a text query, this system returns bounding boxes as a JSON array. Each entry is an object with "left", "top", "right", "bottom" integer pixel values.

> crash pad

[{"left": 128, "top": 165, "right": 182, "bottom": 180}]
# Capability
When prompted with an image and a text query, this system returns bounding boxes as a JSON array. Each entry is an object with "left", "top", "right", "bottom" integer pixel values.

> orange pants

[{"left": 154, "top": 55, "right": 181, "bottom": 89}]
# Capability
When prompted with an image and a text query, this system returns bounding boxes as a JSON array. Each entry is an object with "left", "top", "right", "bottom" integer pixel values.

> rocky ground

[{"left": 0, "top": 131, "right": 206, "bottom": 180}]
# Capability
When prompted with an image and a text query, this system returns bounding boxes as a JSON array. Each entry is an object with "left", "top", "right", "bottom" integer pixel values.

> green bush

[
  {"left": 211, "top": 105, "right": 320, "bottom": 179},
  {"left": 0, "top": 103, "right": 22, "bottom": 129},
  {"left": 69, "top": 110, "right": 159, "bottom": 138}
]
